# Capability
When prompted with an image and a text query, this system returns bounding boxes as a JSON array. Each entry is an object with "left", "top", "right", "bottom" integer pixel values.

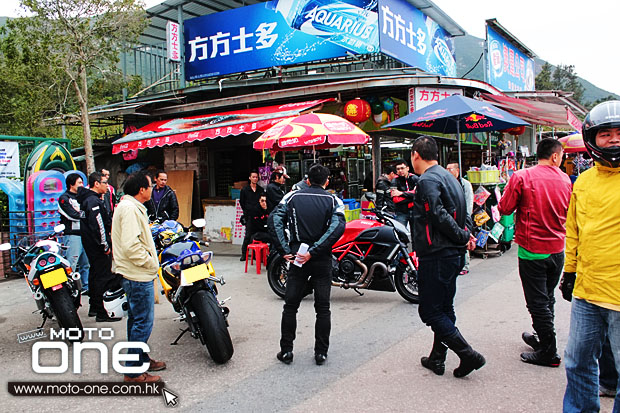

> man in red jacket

[{"left": 498, "top": 138, "right": 572, "bottom": 367}]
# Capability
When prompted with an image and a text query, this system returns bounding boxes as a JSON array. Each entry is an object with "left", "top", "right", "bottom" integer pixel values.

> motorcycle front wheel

[
  {"left": 267, "top": 255, "right": 288, "bottom": 298},
  {"left": 190, "top": 290, "right": 233, "bottom": 364},
  {"left": 48, "top": 286, "right": 83, "bottom": 339},
  {"left": 394, "top": 263, "right": 419, "bottom": 304}
]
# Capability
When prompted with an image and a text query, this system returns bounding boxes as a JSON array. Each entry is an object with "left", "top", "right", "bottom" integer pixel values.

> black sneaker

[
  {"left": 315, "top": 353, "right": 327, "bottom": 365},
  {"left": 240, "top": 256, "right": 246, "bottom": 262},
  {"left": 277, "top": 351, "right": 293, "bottom": 364},
  {"left": 88, "top": 310, "right": 97, "bottom": 317},
  {"left": 96, "top": 314, "right": 122, "bottom": 322},
  {"left": 520, "top": 351, "right": 561, "bottom": 367}
]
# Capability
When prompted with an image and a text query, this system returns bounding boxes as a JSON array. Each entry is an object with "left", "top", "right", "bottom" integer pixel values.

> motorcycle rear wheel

[
  {"left": 191, "top": 290, "right": 233, "bottom": 364},
  {"left": 267, "top": 255, "right": 288, "bottom": 298},
  {"left": 394, "top": 264, "right": 419, "bottom": 304},
  {"left": 48, "top": 286, "right": 83, "bottom": 340}
]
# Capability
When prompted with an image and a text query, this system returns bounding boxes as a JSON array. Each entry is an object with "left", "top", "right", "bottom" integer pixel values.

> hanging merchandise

[
  {"left": 382, "top": 98, "right": 395, "bottom": 111},
  {"left": 474, "top": 210, "right": 490, "bottom": 227},
  {"left": 344, "top": 98, "right": 372, "bottom": 123},
  {"left": 473, "top": 186, "right": 491, "bottom": 206},
  {"left": 489, "top": 222, "right": 505, "bottom": 242},
  {"left": 491, "top": 204, "right": 501, "bottom": 222},
  {"left": 476, "top": 230, "right": 490, "bottom": 248}
]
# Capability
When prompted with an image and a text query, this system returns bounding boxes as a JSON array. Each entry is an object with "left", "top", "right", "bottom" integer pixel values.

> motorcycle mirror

[
  {"left": 192, "top": 218, "right": 206, "bottom": 228},
  {"left": 0, "top": 243, "right": 11, "bottom": 251},
  {"left": 54, "top": 224, "right": 66, "bottom": 233}
]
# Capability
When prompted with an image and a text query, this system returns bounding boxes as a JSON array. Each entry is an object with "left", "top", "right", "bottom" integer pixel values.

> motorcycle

[
  {"left": 152, "top": 219, "right": 233, "bottom": 364},
  {"left": 1, "top": 224, "right": 83, "bottom": 334},
  {"left": 267, "top": 204, "right": 419, "bottom": 303}
]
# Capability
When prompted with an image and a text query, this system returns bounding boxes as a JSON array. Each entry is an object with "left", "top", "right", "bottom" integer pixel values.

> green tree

[
  {"left": 535, "top": 62, "right": 553, "bottom": 90},
  {"left": 18, "top": 0, "right": 148, "bottom": 174}
]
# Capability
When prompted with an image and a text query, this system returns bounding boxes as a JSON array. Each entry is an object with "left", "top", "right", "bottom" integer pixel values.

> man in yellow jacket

[
  {"left": 112, "top": 172, "right": 166, "bottom": 383},
  {"left": 561, "top": 101, "right": 620, "bottom": 412}
]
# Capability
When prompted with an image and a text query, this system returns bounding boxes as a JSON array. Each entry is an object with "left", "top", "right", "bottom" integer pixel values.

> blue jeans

[
  {"left": 563, "top": 298, "right": 620, "bottom": 412},
  {"left": 417, "top": 253, "right": 464, "bottom": 338},
  {"left": 64, "top": 235, "right": 90, "bottom": 290},
  {"left": 121, "top": 278, "right": 155, "bottom": 378}
]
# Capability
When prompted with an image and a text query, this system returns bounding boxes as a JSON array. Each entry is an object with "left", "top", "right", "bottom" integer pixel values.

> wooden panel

[{"left": 166, "top": 170, "right": 194, "bottom": 227}]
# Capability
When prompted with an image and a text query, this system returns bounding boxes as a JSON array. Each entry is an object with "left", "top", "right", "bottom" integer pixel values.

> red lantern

[
  {"left": 344, "top": 98, "right": 371, "bottom": 123},
  {"left": 502, "top": 126, "right": 526, "bottom": 136}
]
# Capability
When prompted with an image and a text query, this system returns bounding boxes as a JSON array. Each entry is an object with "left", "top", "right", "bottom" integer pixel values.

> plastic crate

[
  {"left": 343, "top": 198, "right": 360, "bottom": 210},
  {"left": 231, "top": 188, "right": 241, "bottom": 200},
  {"left": 344, "top": 208, "right": 361, "bottom": 222},
  {"left": 467, "top": 170, "right": 481, "bottom": 183}
]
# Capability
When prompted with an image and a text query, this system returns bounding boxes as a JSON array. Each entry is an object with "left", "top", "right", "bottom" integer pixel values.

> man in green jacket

[{"left": 112, "top": 172, "right": 166, "bottom": 383}]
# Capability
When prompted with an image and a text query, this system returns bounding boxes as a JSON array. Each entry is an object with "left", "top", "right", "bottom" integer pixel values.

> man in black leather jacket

[
  {"left": 266, "top": 170, "right": 286, "bottom": 213},
  {"left": 374, "top": 165, "right": 396, "bottom": 215},
  {"left": 271, "top": 164, "right": 346, "bottom": 366},
  {"left": 145, "top": 170, "right": 179, "bottom": 222},
  {"left": 77, "top": 172, "right": 121, "bottom": 322},
  {"left": 410, "top": 136, "right": 483, "bottom": 379}
]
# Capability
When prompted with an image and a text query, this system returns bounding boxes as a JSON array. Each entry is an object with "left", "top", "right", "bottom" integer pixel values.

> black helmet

[{"left": 582, "top": 100, "right": 620, "bottom": 167}]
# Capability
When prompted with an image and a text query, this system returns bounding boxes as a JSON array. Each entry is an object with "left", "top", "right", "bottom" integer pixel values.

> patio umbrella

[
  {"left": 383, "top": 95, "right": 529, "bottom": 172},
  {"left": 559, "top": 133, "right": 586, "bottom": 153},
  {"left": 253, "top": 113, "right": 369, "bottom": 160}
]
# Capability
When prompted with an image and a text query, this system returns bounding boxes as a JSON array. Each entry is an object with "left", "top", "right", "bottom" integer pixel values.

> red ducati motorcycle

[{"left": 267, "top": 207, "right": 419, "bottom": 303}]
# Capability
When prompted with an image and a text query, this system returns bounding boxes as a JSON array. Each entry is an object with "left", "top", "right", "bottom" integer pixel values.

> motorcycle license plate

[
  {"left": 181, "top": 264, "right": 208, "bottom": 285},
  {"left": 40, "top": 268, "right": 68, "bottom": 289}
]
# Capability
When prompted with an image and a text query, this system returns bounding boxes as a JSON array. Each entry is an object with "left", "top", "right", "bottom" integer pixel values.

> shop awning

[
  {"left": 111, "top": 99, "right": 333, "bottom": 154},
  {"left": 479, "top": 93, "right": 576, "bottom": 128}
]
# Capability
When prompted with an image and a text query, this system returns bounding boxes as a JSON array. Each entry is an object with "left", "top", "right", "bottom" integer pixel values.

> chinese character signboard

[
  {"left": 378, "top": 0, "right": 456, "bottom": 77},
  {"left": 486, "top": 25, "right": 535, "bottom": 92},
  {"left": 0, "top": 141, "right": 20, "bottom": 178},
  {"left": 166, "top": 21, "right": 181, "bottom": 62},
  {"left": 183, "top": 0, "right": 379, "bottom": 81},
  {"left": 413, "top": 87, "right": 463, "bottom": 111}
]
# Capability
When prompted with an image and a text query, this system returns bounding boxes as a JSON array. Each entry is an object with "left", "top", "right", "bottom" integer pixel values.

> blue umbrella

[{"left": 383, "top": 95, "right": 529, "bottom": 172}]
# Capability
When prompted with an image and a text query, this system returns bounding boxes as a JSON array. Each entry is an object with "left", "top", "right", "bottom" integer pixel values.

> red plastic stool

[{"left": 245, "top": 241, "right": 270, "bottom": 274}]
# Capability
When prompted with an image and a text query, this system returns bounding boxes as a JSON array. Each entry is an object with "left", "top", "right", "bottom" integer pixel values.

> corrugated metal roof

[{"left": 140, "top": 0, "right": 465, "bottom": 45}]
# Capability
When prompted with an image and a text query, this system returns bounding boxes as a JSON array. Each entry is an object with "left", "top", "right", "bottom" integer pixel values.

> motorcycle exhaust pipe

[
  {"left": 33, "top": 290, "right": 44, "bottom": 301},
  {"left": 71, "top": 271, "right": 81, "bottom": 281}
]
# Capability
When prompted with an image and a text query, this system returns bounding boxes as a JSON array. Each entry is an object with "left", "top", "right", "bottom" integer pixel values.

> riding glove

[{"left": 559, "top": 272, "right": 576, "bottom": 302}]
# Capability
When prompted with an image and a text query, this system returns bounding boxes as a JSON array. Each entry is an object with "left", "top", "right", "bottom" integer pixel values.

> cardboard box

[{"left": 233, "top": 181, "right": 246, "bottom": 189}]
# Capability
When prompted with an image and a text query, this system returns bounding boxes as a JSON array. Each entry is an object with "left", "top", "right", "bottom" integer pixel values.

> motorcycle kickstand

[
  {"left": 38, "top": 313, "right": 49, "bottom": 330},
  {"left": 171, "top": 327, "right": 190, "bottom": 345},
  {"left": 353, "top": 288, "right": 364, "bottom": 297}
]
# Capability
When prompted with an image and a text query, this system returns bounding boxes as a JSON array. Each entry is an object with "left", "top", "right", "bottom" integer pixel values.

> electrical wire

[{"left": 461, "top": 53, "right": 484, "bottom": 79}]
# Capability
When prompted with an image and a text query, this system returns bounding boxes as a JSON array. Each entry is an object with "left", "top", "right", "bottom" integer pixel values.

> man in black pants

[
  {"left": 271, "top": 164, "right": 345, "bottom": 366},
  {"left": 240, "top": 170, "right": 264, "bottom": 261},
  {"left": 77, "top": 172, "right": 121, "bottom": 322},
  {"left": 411, "top": 136, "right": 483, "bottom": 378}
]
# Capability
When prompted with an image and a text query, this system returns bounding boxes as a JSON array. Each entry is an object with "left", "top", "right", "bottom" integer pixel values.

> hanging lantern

[
  {"left": 343, "top": 98, "right": 371, "bottom": 123},
  {"left": 501, "top": 126, "right": 526, "bottom": 136}
]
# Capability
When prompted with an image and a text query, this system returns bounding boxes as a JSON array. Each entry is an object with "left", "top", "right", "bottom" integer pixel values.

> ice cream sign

[{"left": 486, "top": 25, "right": 535, "bottom": 92}]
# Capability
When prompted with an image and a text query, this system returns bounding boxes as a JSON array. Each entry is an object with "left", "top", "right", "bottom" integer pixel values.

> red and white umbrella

[{"left": 253, "top": 113, "right": 369, "bottom": 151}]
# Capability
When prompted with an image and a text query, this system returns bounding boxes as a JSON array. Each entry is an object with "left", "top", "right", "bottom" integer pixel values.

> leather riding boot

[
  {"left": 421, "top": 335, "right": 448, "bottom": 375},
  {"left": 520, "top": 331, "right": 561, "bottom": 367},
  {"left": 442, "top": 329, "right": 486, "bottom": 378}
]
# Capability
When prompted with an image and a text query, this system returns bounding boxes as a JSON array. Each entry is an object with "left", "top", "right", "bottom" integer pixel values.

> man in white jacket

[{"left": 112, "top": 172, "right": 166, "bottom": 383}]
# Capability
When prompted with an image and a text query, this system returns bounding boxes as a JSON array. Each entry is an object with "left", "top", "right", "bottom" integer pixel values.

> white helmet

[{"left": 103, "top": 287, "right": 128, "bottom": 318}]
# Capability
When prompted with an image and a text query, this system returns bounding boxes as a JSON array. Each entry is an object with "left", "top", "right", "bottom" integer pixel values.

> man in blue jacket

[
  {"left": 411, "top": 136, "right": 482, "bottom": 378},
  {"left": 271, "top": 164, "right": 346, "bottom": 366}
]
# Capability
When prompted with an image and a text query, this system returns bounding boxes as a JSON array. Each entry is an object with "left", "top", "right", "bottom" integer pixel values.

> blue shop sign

[
  {"left": 183, "top": 0, "right": 380, "bottom": 80},
  {"left": 377, "top": 0, "right": 456, "bottom": 77},
  {"left": 486, "top": 25, "right": 535, "bottom": 91}
]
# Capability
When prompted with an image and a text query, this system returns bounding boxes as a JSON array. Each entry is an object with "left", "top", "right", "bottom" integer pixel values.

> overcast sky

[{"left": 1, "top": 0, "right": 618, "bottom": 97}]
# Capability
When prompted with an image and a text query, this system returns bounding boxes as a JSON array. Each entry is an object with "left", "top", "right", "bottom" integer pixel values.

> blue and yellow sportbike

[{"left": 151, "top": 219, "right": 233, "bottom": 364}]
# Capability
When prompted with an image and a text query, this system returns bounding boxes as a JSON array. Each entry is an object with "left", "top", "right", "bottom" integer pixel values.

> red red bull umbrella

[
  {"left": 384, "top": 95, "right": 529, "bottom": 172},
  {"left": 253, "top": 113, "right": 369, "bottom": 153}
]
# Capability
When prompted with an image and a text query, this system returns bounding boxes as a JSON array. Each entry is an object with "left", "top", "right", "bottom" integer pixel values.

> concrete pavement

[{"left": 0, "top": 243, "right": 614, "bottom": 412}]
